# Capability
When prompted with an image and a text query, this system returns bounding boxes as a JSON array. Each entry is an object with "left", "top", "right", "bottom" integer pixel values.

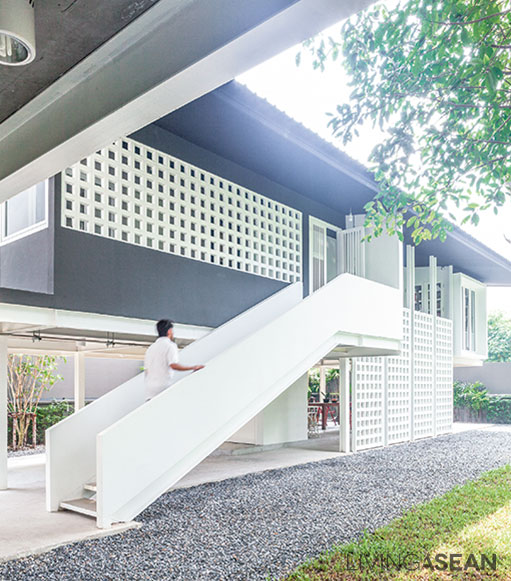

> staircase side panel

[
  {"left": 97, "top": 274, "right": 402, "bottom": 526},
  {"left": 46, "top": 282, "right": 302, "bottom": 512}
]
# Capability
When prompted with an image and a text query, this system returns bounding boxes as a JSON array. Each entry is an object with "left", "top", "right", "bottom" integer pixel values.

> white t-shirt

[{"left": 144, "top": 337, "right": 179, "bottom": 400}]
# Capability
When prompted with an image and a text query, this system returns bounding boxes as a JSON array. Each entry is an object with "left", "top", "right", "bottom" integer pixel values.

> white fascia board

[
  {"left": 0, "top": 303, "right": 211, "bottom": 340},
  {"left": 0, "top": 0, "right": 375, "bottom": 202}
]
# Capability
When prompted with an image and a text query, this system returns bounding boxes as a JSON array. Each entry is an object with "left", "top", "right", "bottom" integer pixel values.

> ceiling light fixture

[{"left": 0, "top": 0, "right": 36, "bottom": 66}]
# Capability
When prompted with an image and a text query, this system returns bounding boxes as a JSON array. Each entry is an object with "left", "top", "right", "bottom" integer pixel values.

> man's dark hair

[{"left": 156, "top": 319, "right": 174, "bottom": 337}]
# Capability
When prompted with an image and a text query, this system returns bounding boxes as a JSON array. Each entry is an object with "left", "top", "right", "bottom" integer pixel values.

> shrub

[
  {"left": 454, "top": 381, "right": 511, "bottom": 424},
  {"left": 8, "top": 399, "right": 73, "bottom": 448},
  {"left": 36, "top": 400, "right": 74, "bottom": 444},
  {"left": 453, "top": 380, "right": 491, "bottom": 412}
]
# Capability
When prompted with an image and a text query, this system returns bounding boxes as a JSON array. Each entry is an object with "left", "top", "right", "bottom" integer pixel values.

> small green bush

[
  {"left": 36, "top": 400, "right": 74, "bottom": 444},
  {"left": 453, "top": 380, "right": 491, "bottom": 412},
  {"left": 7, "top": 400, "right": 74, "bottom": 448},
  {"left": 454, "top": 381, "right": 511, "bottom": 424}
]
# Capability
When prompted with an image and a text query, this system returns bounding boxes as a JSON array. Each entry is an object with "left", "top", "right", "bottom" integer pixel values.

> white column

[
  {"left": 0, "top": 338, "right": 8, "bottom": 490},
  {"left": 74, "top": 352, "right": 86, "bottom": 412},
  {"left": 339, "top": 358, "right": 350, "bottom": 453},
  {"left": 319, "top": 363, "right": 326, "bottom": 403}
]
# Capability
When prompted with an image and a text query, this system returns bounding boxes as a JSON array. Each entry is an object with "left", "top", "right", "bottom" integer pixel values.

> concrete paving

[
  {"left": 0, "top": 454, "right": 138, "bottom": 563},
  {"left": 173, "top": 429, "right": 344, "bottom": 490},
  {"left": 2, "top": 422, "right": 510, "bottom": 563}
]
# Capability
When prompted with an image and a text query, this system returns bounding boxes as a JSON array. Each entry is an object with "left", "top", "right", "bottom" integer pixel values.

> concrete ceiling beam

[{"left": 0, "top": 0, "right": 374, "bottom": 202}]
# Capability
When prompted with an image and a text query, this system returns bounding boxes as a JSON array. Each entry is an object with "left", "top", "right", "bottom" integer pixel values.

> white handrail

[
  {"left": 96, "top": 274, "right": 401, "bottom": 527},
  {"left": 46, "top": 282, "right": 302, "bottom": 511}
]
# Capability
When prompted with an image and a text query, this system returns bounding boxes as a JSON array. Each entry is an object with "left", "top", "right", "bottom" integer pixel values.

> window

[
  {"left": 1, "top": 181, "right": 48, "bottom": 244},
  {"left": 414, "top": 281, "right": 443, "bottom": 316},
  {"left": 414, "top": 285, "right": 423, "bottom": 312},
  {"left": 463, "top": 287, "right": 476, "bottom": 351}
]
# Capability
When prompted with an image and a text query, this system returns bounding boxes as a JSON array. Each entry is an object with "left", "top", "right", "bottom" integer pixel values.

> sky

[{"left": 236, "top": 19, "right": 511, "bottom": 316}]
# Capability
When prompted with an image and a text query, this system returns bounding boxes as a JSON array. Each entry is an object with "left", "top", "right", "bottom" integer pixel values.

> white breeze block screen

[
  {"left": 413, "top": 311, "right": 435, "bottom": 439},
  {"left": 61, "top": 138, "right": 302, "bottom": 283},
  {"left": 386, "top": 308, "right": 411, "bottom": 445},
  {"left": 352, "top": 309, "right": 452, "bottom": 451},
  {"left": 352, "top": 357, "right": 385, "bottom": 451},
  {"left": 435, "top": 316, "right": 454, "bottom": 435}
]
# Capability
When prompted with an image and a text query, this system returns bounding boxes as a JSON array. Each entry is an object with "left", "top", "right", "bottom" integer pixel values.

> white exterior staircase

[{"left": 47, "top": 273, "right": 401, "bottom": 527}]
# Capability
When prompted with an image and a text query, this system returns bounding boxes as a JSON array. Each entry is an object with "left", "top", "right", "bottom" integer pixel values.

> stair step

[
  {"left": 60, "top": 498, "right": 97, "bottom": 518},
  {"left": 83, "top": 481, "right": 97, "bottom": 493}
]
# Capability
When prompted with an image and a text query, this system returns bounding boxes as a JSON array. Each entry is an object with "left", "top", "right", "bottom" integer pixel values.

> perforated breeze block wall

[
  {"left": 352, "top": 309, "right": 453, "bottom": 451},
  {"left": 61, "top": 138, "right": 302, "bottom": 284}
]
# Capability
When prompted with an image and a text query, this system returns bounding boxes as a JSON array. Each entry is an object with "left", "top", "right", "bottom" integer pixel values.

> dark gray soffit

[{"left": 0, "top": 0, "right": 160, "bottom": 124}]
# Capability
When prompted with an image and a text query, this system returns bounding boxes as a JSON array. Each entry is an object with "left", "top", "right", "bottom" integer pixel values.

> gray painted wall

[
  {"left": 132, "top": 124, "right": 348, "bottom": 296},
  {"left": 0, "top": 178, "right": 54, "bottom": 294},
  {"left": 41, "top": 356, "right": 143, "bottom": 401},
  {"left": 0, "top": 124, "right": 348, "bottom": 327},
  {"left": 454, "top": 362, "right": 511, "bottom": 395}
]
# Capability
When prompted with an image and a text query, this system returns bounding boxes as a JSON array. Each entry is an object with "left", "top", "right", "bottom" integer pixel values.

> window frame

[
  {"left": 0, "top": 180, "right": 49, "bottom": 246},
  {"left": 462, "top": 286, "right": 477, "bottom": 352}
]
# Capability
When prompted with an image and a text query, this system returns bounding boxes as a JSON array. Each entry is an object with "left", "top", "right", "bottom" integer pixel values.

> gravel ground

[
  {"left": 2, "top": 430, "right": 511, "bottom": 581},
  {"left": 7, "top": 445, "right": 45, "bottom": 458}
]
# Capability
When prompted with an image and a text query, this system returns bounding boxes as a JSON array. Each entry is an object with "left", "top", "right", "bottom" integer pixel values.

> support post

[
  {"left": 319, "top": 363, "right": 326, "bottom": 403},
  {"left": 339, "top": 358, "right": 350, "bottom": 452},
  {"left": 351, "top": 359, "right": 358, "bottom": 453},
  {"left": 0, "top": 337, "right": 8, "bottom": 489},
  {"left": 74, "top": 352, "right": 86, "bottom": 412}
]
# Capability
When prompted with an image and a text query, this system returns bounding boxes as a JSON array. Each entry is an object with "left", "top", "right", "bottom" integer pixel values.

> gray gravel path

[
  {"left": 2, "top": 429, "right": 511, "bottom": 581},
  {"left": 7, "top": 445, "right": 45, "bottom": 458}
]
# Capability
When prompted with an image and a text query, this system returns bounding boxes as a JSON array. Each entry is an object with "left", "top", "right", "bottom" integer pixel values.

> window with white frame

[
  {"left": 414, "top": 281, "right": 443, "bottom": 317},
  {"left": 61, "top": 138, "right": 302, "bottom": 283},
  {"left": 1, "top": 181, "right": 48, "bottom": 244},
  {"left": 462, "top": 286, "right": 476, "bottom": 351}
]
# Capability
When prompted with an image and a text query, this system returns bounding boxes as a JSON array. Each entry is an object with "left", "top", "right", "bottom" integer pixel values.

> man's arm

[{"left": 170, "top": 363, "right": 204, "bottom": 372}]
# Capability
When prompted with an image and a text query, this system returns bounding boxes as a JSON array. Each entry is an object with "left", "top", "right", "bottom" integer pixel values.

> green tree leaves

[
  {"left": 487, "top": 312, "right": 511, "bottom": 362},
  {"left": 300, "top": 0, "right": 511, "bottom": 243}
]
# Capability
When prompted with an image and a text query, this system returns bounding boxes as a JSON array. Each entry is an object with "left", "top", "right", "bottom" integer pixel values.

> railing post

[{"left": 74, "top": 352, "right": 86, "bottom": 411}]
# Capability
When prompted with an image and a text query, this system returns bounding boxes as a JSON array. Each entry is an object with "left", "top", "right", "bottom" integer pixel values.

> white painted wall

[
  {"left": 364, "top": 230, "right": 403, "bottom": 291},
  {"left": 41, "top": 357, "right": 143, "bottom": 401},
  {"left": 260, "top": 373, "right": 308, "bottom": 445},
  {"left": 230, "top": 373, "right": 308, "bottom": 446}
]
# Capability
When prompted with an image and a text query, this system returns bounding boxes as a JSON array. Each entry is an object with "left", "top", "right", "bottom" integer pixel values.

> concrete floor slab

[
  {"left": 172, "top": 430, "right": 344, "bottom": 490},
  {"left": 0, "top": 454, "right": 139, "bottom": 563}
]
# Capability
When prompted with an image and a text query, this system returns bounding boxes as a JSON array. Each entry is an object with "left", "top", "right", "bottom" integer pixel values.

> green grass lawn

[{"left": 283, "top": 465, "right": 511, "bottom": 580}]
